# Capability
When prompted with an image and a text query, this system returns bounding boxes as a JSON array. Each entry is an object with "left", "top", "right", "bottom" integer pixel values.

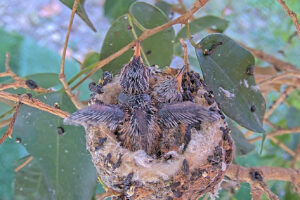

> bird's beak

[
  {"left": 175, "top": 65, "right": 186, "bottom": 92},
  {"left": 134, "top": 41, "right": 141, "bottom": 58}
]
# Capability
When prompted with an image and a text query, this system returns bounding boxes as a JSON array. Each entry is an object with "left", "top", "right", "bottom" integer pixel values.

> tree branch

[
  {"left": 226, "top": 164, "right": 300, "bottom": 196},
  {"left": 59, "top": 0, "right": 83, "bottom": 109},
  {"left": 0, "top": 101, "right": 21, "bottom": 144},
  {"left": 0, "top": 91, "right": 69, "bottom": 118},
  {"left": 249, "top": 127, "right": 300, "bottom": 143},
  {"left": 241, "top": 45, "right": 299, "bottom": 72},
  {"left": 179, "top": 38, "right": 190, "bottom": 71},
  {"left": 14, "top": 156, "right": 33, "bottom": 172},
  {"left": 71, "top": 0, "right": 210, "bottom": 90},
  {"left": 264, "top": 86, "right": 296, "bottom": 120},
  {"left": 292, "top": 142, "right": 300, "bottom": 168},
  {"left": 277, "top": 0, "right": 300, "bottom": 39},
  {"left": 268, "top": 136, "right": 296, "bottom": 157},
  {"left": 0, "top": 53, "right": 52, "bottom": 93}
]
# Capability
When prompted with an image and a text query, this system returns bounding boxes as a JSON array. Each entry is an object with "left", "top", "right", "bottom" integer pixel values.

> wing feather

[
  {"left": 64, "top": 104, "right": 124, "bottom": 129},
  {"left": 158, "top": 101, "right": 219, "bottom": 128}
]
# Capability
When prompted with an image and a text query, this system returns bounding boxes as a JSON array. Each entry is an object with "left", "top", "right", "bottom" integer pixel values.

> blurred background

[{"left": 0, "top": 0, "right": 300, "bottom": 199}]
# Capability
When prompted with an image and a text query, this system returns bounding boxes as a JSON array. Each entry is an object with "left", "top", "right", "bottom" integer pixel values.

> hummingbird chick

[
  {"left": 65, "top": 41, "right": 218, "bottom": 156},
  {"left": 120, "top": 42, "right": 150, "bottom": 95},
  {"left": 151, "top": 66, "right": 185, "bottom": 104}
]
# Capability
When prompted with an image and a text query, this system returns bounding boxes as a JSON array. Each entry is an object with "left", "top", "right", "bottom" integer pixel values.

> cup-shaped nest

[{"left": 85, "top": 68, "right": 234, "bottom": 200}]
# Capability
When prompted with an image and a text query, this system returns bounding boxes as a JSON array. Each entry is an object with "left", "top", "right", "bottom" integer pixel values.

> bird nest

[{"left": 80, "top": 67, "right": 234, "bottom": 200}]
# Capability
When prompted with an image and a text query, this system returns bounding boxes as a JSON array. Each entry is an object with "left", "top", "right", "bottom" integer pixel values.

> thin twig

[
  {"left": 264, "top": 86, "right": 296, "bottom": 120},
  {"left": 14, "top": 156, "right": 33, "bottom": 172},
  {"left": 0, "top": 82, "right": 51, "bottom": 93},
  {"left": 258, "top": 72, "right": 300, "bottom": 86},
  {"left": 59, "top": 0, "right": 83, "bottom": 109},
  {"left": 277, "top": 0, "right": 300, "bottom": 39},
  {"left": 291, "top": 142, "right": 300, "bottom": 168},
  {"left": 4, "top": 53, "right": 20, "bottom": 81},
  {"left": 264, "top": 119, "right": 279, "bottom": 130},
  {"left": 240, "top": 44, "right": 299, "bottom": 72},
  {"left": 0, "top": 118, "right": 11, "bottom": 129},
  {"left": 0, "top": 53, "right": 51, "bottom": 93},
  {"left": 0, "top": 102, "right": 21, "bottom": 144},
  {"left": 206, "top": 30, "right": 299, "bottom": 72},
  {"left": 244, "top": 130, "right": 253, "bottom": 138},
  {"left": 178, "top": 0, "right": 187, "bottom": 12},
  {"left": 226, "top": 164, "right": 300, "bottom": 195},
  {"left": 179, "top": 38, "right": 190, "bottom": 71},
  {"left": 0, "top": 98, "right": 15, "bottom": 107},
  {"left": 71, "top": 0, "right": 211, "bottom": 90},
  {"left": 269, "top": 136, "right": 296, "bottom": 157},
  {"left": 248, "top": 127, "right": 300, "bottom": 143},
  {"left": 0, "top": 91, "right": 69, "bottom": 118},
  {"left": 221, "top": 0, "right": 232, "bottom": 17},
  {"left": 185, "top": 22, "right": 202, "bottom": 49}
]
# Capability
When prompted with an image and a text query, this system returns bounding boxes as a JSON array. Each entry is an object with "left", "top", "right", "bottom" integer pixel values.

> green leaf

[
  {"left": 103, "top": 0, "right": 136, "bottom": 22},
  {"left": 155, "top": 1, "right": 173, "bottom": 19},
  {"left": 0, "top": 29, "right": 22, "bottom": 74},
  {"left": 13, "top": 92, "right": 97, "bottom": 200},
  {"left": 227, "top": 120, "right": 255, "bottom": 155},
  {"left": 0, "top": 29, "right": 80, "bottom": 79},
  {"left": 82, "top": 52, "right": 102, "bottom": 82},
  {"left": 234, "top": 183, "right": 251, "bottom": 200},
  {"left": 0, "top": 128, "right": 28, "bottom": 200},
  {"left": 0, "top": 102, "right": 13, "bottom": 118},
  {"left": 175, "top": 16, "right": 229, "bottom": 41},
  {"left": 14, "top": 156, "right": 50, "bottom": 200},
  {"left": 59, "top": 0, "right": 96, "bottom": 32},
  {"left": 196, "top": 34, "right": 266, "bottom": 133},
  {"left": 100, "top": 2, "right": 175, "bottom": 74},
  {"left": 25, "top": 73, "right": 60, "bottom": 89},
  {"left": 286, "top": 89, "right": 300, "bottom": 110},
  {"left": 284, "top": 183, "right": 300, "bottom": 200}
]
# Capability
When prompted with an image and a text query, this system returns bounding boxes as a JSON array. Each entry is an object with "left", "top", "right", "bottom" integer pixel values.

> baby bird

[
  {"left": 151, "top": 66, "right": 185, "bottom": 104},
  {"left": 117, "top": 42, "right": 160, "bottom": 155},
  {"left": 64, "top": 41, "right": 218, "bottom": 155}
]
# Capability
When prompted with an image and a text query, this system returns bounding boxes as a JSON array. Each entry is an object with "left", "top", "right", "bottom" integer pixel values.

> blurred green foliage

[{"left": 0, "top": 0, "right": 300, "bottom": 199}]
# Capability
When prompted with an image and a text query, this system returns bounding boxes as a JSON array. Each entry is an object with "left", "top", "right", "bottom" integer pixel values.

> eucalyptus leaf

[
  {"left": 25, "top": 73, "right": 60, "bottom": 89},
  {"left": 286, "top": 89, "right": 300, "bottom": 110},
  {"left": 59, "top": 0, "right": 96, "bottom": 32},
  {"left": 227, "top": 120, "right": 255, "bottom": 155},
  {"left": 155, "top": 1, "right": 173, "bottom": 19},
  {"left": 13, "top": 92, "right": 97, "bottom": 200},
  {"left": 14, "top": 156, "right": 50, "bottom": 200},
  {"left": 0, "top": 29, "right": 23, "bottom": 77},
  {"left": 0, "top": 129, "right": 28, "bottom": 200},
  {"left": 82, "top": 52, "right": 102, "bottom": 82},
  {"left": 0, "top": 102, "right": 13, "bottom": 118},
  {"left": 100, "top": 2, "right": 175, "bottom": 74},
  {"left": 0, "top": 29, "right": 80, "bottom": 79},
  {"left": 176, "top": 16, "right": 229, "bottom": 41},
  {"left": 103, "top": 0, "right": 136, "bottom": 22},
  {"left": 196, "top": 34, "right": 266, "bottom": 133}
]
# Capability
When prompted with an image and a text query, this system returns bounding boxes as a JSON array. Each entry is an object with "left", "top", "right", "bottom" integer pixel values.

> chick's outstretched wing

[
  {"left": 64, "top": 104, "right": 124, "bottom": 129},
  {"left": 158, "top": 101, "right": 218, "bottom": 128}
]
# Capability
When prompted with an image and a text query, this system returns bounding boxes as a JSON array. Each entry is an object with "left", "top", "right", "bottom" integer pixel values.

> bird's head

[
  {"left": 120, "top": 41, "right": 150, "bottom": 95},
  {"left": 151, "top": 65, "right": 187, "bottom": 104}
]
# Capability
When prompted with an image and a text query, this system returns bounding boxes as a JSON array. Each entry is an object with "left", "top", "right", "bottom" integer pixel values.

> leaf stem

[
  {"left": 128, "top": 14, "right": 151, "bottom": 66},
  {"left": 0, "top": 107, "right": 15, "bottom": 120},
  {"left": 185, "top": 22, "right": 202, "bottom": 49},
  {"left": 58, "top": 0, "right": 83, "bottom": 109}
]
